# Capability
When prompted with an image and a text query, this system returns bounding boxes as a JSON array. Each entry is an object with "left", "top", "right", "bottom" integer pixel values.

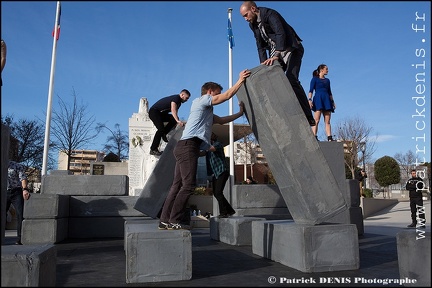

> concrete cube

[
  {"left": 22, "top": 218, "right": 68, "bottom": 244},
  {"left": 210, "top": 216, "right": 266, "bottom": 246},
  {"left": 24, "top": 194, "right": 70, "bottom": 219},
  {"left": 252, "top": 220, "right": 359, "bottom": 273},
  {"left": 397, "top": 230, "right": 431, "bottom": 287},
  {"left": 125, "top": 223, "right": 192, "bottom": 283},
  {"left": 1, "top": 244, "right": 56, "bottom": 287}
]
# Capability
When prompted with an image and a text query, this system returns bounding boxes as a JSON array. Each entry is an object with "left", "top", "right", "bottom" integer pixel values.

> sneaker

[
  {"left": 158, "top": 221, "right": 171, "bottom": 230},
  {"left": 407, "top": 223, "right": 416, "bottom": 228},
  {"left": 327, "top": 136, "right": 334, "bottom": 141},
  {"left": 150, "top": 149, "right": 162, "bottom": 156},
  {"left": 168, "top": 223, "right": 190, "bottom": 230},
  {"left": 162, "top": 134, "right": 169, "bottom": 143}
]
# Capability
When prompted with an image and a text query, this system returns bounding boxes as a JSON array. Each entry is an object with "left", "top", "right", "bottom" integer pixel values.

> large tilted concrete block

[
  {"left": 41, "top": 175, "right": 129, "bottom": 196},
  {"left": 252, "top": 220, "right": 359, "bottom": 273},
  {"left": 236, "top": 63, "right": 347, "bottom": 225},
  {"left": 125, "top": 223, "right": 192, "bottom": 283},
  {"left": 1, "top": 244, "right": 56, "bottom": 287},
  {"left": 210, "top": 216, "right": 266, "bottom": 246},
  {"left": 134, "top": 126, "right": 184, "bottom": 218},
  {"left": 397, "top": 230, "right": 431, "bottom": 287},
  {"left": 69, "top": 196, "right": 147, "bottom": 217},
  {"left": 21, "top": 218, "right": 68, "bottom": 244},
  {"left": 24, "top": 194, "right": 70, "bottom": 219}
]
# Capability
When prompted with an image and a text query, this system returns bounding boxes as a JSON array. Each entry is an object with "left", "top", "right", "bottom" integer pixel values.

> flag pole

[
  {"left": 42, "top": 1, "right": 61, "bottom": 176},
  {"left": 227, "top": 8, "right": 234, "bottom": 187}
]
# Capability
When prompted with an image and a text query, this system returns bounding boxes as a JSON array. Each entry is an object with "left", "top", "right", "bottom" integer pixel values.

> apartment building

[{"left": 58, "top": 150, "right": 105, "bottom": 175}]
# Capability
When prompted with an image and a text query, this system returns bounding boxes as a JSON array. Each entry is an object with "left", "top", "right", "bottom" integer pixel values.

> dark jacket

[
  {"left": 249, "top": 7, "right": 302, "bottom": 64},
  {"left": 406, "top": 176, "right": 424, "bottom": 198}
]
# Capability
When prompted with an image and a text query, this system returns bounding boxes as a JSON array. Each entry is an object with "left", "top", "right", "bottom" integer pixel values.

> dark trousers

[
  {"left": 284, "top": 45, "right": 314, "bottom": 122},
  {"left": 409, "top": 197, "right": 425, "bottom": 224},
  {"left": 160, "top": 138, "right": 201, "bottom": 224},
  {"left": 212, "top": 171, "right": 235, "bottom": 215},
  {"left": 149, "top": 108, "right": 177, "bottom": 151},
  {"left": 6, "top": 188, "right": 24, "bottom": 241}
]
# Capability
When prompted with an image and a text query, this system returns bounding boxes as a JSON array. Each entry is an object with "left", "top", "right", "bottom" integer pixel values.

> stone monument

[{"left": 128, "top": 98, "right": 166, "bottom": 196}]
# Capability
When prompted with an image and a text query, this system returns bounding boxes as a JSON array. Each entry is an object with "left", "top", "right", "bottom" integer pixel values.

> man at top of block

[
  {"left": 239, "top": 1, "right": 316, "bottom": 127},
  {"left": 158, "top": 69, "right": 251, "bottom": 230},
  {"left": 149, "top": 90, "right": 191, "bottom": 156}
]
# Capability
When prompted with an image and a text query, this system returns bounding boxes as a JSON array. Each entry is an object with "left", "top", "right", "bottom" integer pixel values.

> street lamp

[{"left": 359, "top": 141, "right": 366, "bottom": 189}]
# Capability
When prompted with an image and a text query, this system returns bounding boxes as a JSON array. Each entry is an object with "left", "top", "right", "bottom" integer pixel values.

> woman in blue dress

[{"left": 308, "top": 64, "right": 336, "bottom": 141}]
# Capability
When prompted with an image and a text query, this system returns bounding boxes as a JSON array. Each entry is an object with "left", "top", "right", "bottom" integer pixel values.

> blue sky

[{"left": 1, "top": 1, "right": 431, "bottom": 164}]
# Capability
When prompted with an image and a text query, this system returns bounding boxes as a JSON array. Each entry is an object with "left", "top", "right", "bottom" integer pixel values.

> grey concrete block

[
  {"left": 24, "top": 194, "right": 70, "bottom": 219},
  {"left": 41, "top": 175, "right": 128, "bottom": 196},
  {"left": 347, "top": 179, "right": 361, "bottom": 207},
  {"left": 22, "top": 218, "right": 68, "bottom": 244},
  {"left": 134, "top": 126, "right": 184, "bottom": 218},
  {"left": 231, "top": 185, "right": 286, "bottom": 208},
  {"left": 252, "top": 220, "right": 359, "bottom": 272},
  {"left": 210, "top": 216, "right": 266, "bottom": 246},
  {"left": 1, "top": 244, "right": 56, "bottom": 287},
  {"left": 236, "top": 63, "right": 347, "bottom": 225},
  {"left": 361, "top": 198, "right": 398, "bottom": 218},
  {"left": 69, "top": 196, "right": 146, "bottom": 217},
  {"left": 235, "top": 207, "right": 290, "bottom": 216},
  {"left": 124, "top": 219, "right": 160, "bottom": 250},
  {"left": 397, "top": 230, "right": 431, "bottom": 287},
  {"left": 325, "top": 207, "right": 364, "bottom": 235},
  {"left": 319, "top": 142, "right": 348, "bottom": 204},
  {"left": 125, "top": 223, "right": 192, "bottom": 283},
  {"left": 68, "top": 216, "right": 151, "bottom": 238},
  {"left": 49, "top": 170, "right": 73, "bottom": 175}
]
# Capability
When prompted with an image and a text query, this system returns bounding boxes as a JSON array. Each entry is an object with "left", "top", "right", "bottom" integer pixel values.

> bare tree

[
  {"left": 50, "top": 88, "right": 99, "bottom": 170},
  {"left": 394, "top": 150, "right": 416, "bottom": 181},
  {"left": 2, "top": 115, "right": 56, "bottom": 188},
  {"left": 96, "top": 122, "right": 129, "bottom": 161},
  {"left": 234, "top": 127, "right": 258, "bottom": 179},
  {"left": 335, "top": 116, "right": 377, "bottom": 179}
]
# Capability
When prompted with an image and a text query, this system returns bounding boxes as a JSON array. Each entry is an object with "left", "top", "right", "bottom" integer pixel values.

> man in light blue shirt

[{"left": 159, "top": 69, "right": 251, "bottom": 230}]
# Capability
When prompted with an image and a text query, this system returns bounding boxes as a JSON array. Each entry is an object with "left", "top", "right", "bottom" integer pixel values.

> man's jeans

[
  {"left": 160, "top": 137, "right": 202, "bottom": 224},
  {"left": 6, "top": 188, "right": 24, "bottom": 240}
]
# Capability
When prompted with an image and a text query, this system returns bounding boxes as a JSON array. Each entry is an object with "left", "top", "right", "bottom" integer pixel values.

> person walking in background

[
  {"left": 6, "top": 160, "right": 31, "bottom": 245},
  {"left": 206, "top": 132, "right": 236, "bottom": 218},
  {"left": 308, "top": 64, "right": 336, "bottom": 141},
  {"left": 239, "top": 1, "right": 316, "bottom": 127},
  {"left": 405, "top": 169, "right": 425, "bottom": 228},
  {"left": 149, "top": 90, "right": 191, "bottom": 156},
  {"left": 1, "top": 39, "right": 7, "bottom": 86},
  {"left": 355, "top": 169, "right": 367, "bottom": 197},
  {"left": 158, "top": 69, "right": 250, "bottom": 230}
]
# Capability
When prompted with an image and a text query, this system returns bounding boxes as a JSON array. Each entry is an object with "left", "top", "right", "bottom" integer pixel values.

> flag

[
  {"left": 227, "top": 18, "right": 235, "bottom": 49},
  {"left": 52, "top": 2, "right": 61, "bottom": 40}
]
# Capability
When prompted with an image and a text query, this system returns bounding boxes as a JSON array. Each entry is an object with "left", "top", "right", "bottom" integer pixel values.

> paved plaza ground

[{"left": 3, "top": 199, "right": 431, "bottom": 287}]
